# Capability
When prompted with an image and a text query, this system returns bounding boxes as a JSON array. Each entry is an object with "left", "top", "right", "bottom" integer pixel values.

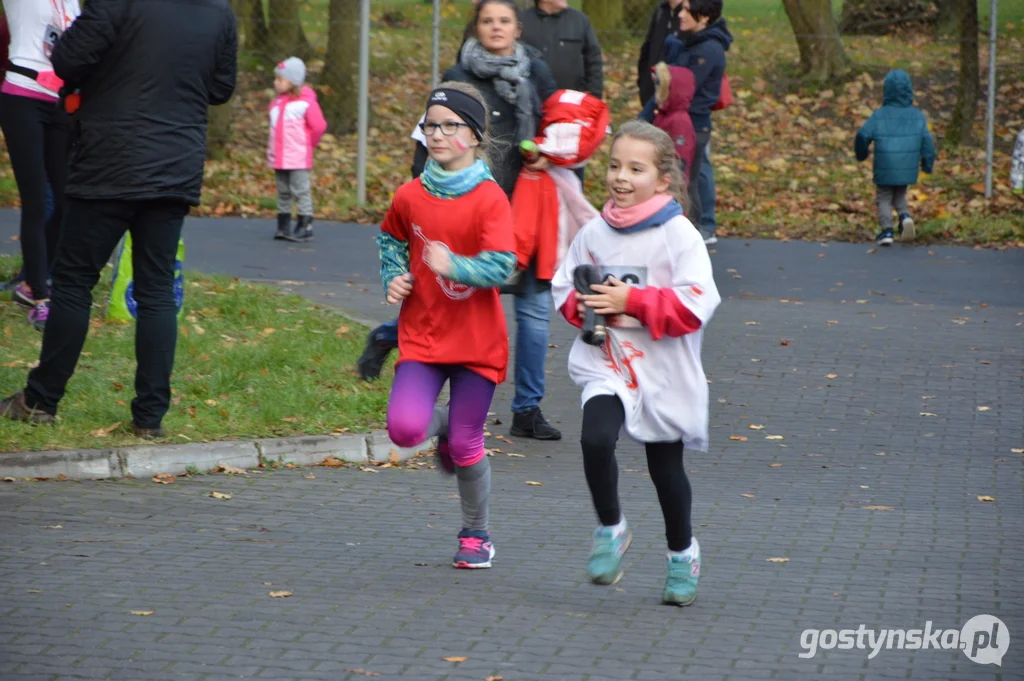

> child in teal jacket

[{"left": 855, "top": 70, "right": 936, "bottom": 246}]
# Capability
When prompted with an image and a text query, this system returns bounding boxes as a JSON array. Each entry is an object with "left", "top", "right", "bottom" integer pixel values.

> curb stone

[{"left": 0, "top": 430, "right": 434, "bottom": 481}]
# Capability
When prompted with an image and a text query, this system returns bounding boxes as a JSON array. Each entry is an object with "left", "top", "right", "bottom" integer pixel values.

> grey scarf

[{"left": 459, "top": 38, "right": 538, "bottom": 145}]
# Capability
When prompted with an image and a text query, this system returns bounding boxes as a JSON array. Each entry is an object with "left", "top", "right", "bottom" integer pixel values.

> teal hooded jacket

[{"left": 855, "top": 70, "right": 936, "bottom": 186}]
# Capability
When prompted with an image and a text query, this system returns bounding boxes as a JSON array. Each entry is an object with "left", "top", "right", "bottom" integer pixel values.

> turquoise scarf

[{"left": 420, "top": 159, "right": 494, "bottom": 199}]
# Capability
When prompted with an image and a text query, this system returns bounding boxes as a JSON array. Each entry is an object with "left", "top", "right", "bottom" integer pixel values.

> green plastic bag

[{"left": 107, "top": 234, "right": 186, "bottom": 321}]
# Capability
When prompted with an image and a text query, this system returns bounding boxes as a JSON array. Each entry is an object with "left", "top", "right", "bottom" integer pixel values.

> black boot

[
  {"left": 510, "top": 408, "right": 561, "bottom": 441},
  {"left": 287, "top": 215, "right": 314, "bottom": 242},
  {"left": 274, "top": 213, "right": 292, "bottom": 240}
]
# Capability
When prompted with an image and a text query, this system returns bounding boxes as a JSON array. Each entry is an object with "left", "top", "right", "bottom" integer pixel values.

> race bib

[
  {"left": 601, "top": 265, "right": 647, "bottom": 328},
  {"left": 43, "top": 24, "right": 62, "bottom": 58}
]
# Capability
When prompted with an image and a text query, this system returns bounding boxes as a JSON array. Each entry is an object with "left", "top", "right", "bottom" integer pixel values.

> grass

[{"left": 0, "top": 254, "right": 393, "bottom": 453}]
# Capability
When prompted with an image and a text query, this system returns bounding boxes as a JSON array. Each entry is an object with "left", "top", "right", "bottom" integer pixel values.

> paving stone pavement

[{"left": 1, "top": 213, "right": 1023, "bottom": 680}]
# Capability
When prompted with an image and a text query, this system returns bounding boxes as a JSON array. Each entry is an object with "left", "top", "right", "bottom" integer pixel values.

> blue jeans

[
  {"left": 511, "top": 268, "right": 551, "bottom": 414},
  {"left": 698, "top": 143, "right": 716, "bottom": 236}
]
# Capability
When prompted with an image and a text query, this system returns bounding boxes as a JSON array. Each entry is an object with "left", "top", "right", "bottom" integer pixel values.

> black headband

[{"left": 426, "top": 88, "right": 486, "bottom": 141}]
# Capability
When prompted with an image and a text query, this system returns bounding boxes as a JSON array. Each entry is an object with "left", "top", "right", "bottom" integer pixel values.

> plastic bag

[{"left": 107, "top": 234, "right": 186, "bottom": 321}]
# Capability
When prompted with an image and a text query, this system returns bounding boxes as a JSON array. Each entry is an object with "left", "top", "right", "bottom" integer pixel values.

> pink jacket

[{"left": 268, "top": 86, "right": 327, "bottom": 170}]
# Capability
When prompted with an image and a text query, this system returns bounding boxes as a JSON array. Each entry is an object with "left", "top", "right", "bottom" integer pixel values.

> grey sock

[
  {"left": 455, "top": 457, "right": 491, "bottom": 531},
  {"left": 427, "top": 403, "right": 449, "bottom": 440}
]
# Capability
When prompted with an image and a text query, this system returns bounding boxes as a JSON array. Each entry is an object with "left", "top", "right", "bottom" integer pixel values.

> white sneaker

[{"left": 703, "top": 235, "right": 718, "bottom": 245}]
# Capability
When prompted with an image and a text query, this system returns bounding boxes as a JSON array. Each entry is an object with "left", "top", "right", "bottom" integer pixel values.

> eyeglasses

[{"left": 419, "top": 121, "right": 473, "bottom": 136}]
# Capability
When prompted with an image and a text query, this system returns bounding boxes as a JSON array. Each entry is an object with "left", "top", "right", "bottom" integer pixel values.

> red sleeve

[
  {"left": 560, "top": 291, "right": 583, "bottom": 328},
  {"left": 381, "top": 185, "right": 409, "bottom": 240},
  {"left": 478, "top": 182, "right": 516, "bottom": 254},
  {"left": 625, "top": 287, "right": 702, "bottom": 340},
  {"left": 306, "top": 97, "right": 328, "bottom": 147}
]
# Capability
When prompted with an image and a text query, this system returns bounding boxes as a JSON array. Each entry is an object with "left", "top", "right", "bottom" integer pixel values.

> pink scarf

[{"left": 601, "top": 194, "right": 674, "bottom": 230}]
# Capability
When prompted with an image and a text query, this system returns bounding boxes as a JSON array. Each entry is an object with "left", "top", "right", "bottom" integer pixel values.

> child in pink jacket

[{"left": 268, "top": 57, "right": 327, "bottom": 242}]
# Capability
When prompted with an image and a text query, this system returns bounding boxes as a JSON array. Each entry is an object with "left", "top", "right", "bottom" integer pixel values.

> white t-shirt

[
  {"left": 2, "top": 0, "right": 82, "bottom": 98},
  {"left": 551, "top": 213, "right": 721, "bottom": 450}
]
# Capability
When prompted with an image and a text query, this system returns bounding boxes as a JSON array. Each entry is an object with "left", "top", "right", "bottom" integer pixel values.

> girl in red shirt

[{"left": 378, "top": 82, "right": 516, "bottom": 569}]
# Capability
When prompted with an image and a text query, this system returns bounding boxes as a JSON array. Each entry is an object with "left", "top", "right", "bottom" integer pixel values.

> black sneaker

[
  {"left": 356, "top": 326, "right": 396, "bottom": 381},
  {"left": 131, "top": 423, "right": 166, "bottom": 440},
  {"left": 876, "top": 228, "right": 895, "bottom": 247},
  {"left": 287, "top": 215, "right": 314, "bottom": 242},
  {"left": 273, "top": 213, "right": 292, "bottom": 240},
  {"left": 510, "top": 408, "right": 561, "bottom": 440}
]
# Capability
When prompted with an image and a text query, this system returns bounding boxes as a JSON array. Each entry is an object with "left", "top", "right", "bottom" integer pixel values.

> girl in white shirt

[
  {"left": 0, "top": 0, "right": 80, "bottom": 330},
  {"left": 552, "top": 120, "right": 720, "bottom": 606}
]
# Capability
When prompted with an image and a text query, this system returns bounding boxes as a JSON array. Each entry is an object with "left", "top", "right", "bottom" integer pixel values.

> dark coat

[
  {"left": 637, "top": 1, "right": 681, "bottom": 106},
  {"left": 648, "top": 19, "right": 732, "bottom": 134},
  {"left": 520, "top": 6, "right": 603, "bottom": 98},
  {"left": 413, "top": 54, "right": 557, "bottom": 199},
  {"left": 51, "top": 0, "right": 237, "bottom": 206},
  {"left": 855, "top": 70, "right": 936, "bottom": 187}
]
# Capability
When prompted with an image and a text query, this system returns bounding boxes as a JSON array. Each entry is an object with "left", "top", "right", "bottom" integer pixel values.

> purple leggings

[{"left": 387, "top": 361, "right": 496, "bottom": 467}]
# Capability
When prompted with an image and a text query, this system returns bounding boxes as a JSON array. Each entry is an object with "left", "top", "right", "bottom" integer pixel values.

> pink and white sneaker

[
  {"left": 453, "top": 529, "right": 495, "bottom": 569},
  {"left": 12, "top": 282, "right": 35, "bottom": 309},
  {"left": 28, "top": 301, "right": 49, "bottom": 331}
]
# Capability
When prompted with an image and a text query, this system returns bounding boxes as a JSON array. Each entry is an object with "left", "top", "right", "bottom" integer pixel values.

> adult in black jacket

[
  {"left": 520, "top": 0, "right": 603, "bottom": 98},
  {"left": 0, "top": 0, "right": 237, "bottom": 435},
  {"left": 636, "top": 0, "right": 683, "bottom": 106}
]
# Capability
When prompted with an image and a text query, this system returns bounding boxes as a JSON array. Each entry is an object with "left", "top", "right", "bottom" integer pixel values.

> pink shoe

[
  {"left": 12, "top": 282, "right": 35, "bottom": 309},
  {"left": 28, "top": 301, "right": 49, "bottom": 331}
]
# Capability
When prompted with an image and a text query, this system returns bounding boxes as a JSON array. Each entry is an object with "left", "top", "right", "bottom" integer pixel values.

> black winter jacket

[
  {"left": 637, "top": 1, "right": 682, "bottom": 106},
  {"left": 413, "top": 56, "right": 557, "bottom": 199},
  {"left": 520, "top": 7, "right": 603, "bottom": 98},
  {"left": 51, "top": 0, "right": 237, "bottom": 206}
]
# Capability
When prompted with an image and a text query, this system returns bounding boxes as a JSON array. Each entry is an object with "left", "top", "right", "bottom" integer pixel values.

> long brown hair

[{"left": 609, "top": 120, "right": 691, "bottom": 214}]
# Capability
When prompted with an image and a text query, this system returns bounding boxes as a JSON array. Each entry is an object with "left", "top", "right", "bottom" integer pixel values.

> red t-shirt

[{"left": 381, "top": 178, "right": 516, "bottom": 384}]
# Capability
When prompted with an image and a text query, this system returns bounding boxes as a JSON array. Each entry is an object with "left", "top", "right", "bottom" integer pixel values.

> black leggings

[
  {"left": 0, "top": 93, "right": 68, "bottom": 299},
  {"left": 580, "top": 394, "right": 693, "bottom": 552}
]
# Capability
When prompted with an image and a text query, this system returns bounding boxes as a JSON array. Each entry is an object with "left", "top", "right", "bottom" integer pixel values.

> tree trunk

[
  {"left": 267, "top": 0, "right": 313, "bottom": 63},
  {"left": 945, "top": 0, "right": 979, "bottom": 147},
  {"left": 321, "top": 0, "right": 359, "bottom": 134},
  {"left": 582, "top": 0, "right": 624, "bottom": 33},
  {"left": 207, "top": 0, "right": 242, "bottom": 160},
  {"left": 934, "top": 0, "right": 958, "bottom": 36},
  {"left": 782, "top": 0, "right": 848, "bottom": 81},
  {"left": 245, "top": 0, "right": 270, "bottom": 57},
  {"left": 622, "top": 0, "right": 659, "bottom": 36}
]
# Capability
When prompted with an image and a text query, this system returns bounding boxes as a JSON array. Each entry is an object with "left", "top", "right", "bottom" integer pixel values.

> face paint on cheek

[{"left": 452, "top": 137, "right": 468, "bottom": 152}]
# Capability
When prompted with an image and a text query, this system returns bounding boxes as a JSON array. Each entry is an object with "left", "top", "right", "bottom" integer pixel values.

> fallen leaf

[
  {"left": 765, "top": 435, "right": 784, "bottom": 440},
  {"left": 769, "top": 463, "right": 783, "bottom": 468},
  {"left": 359, "top": 467, "right": 379, "bottom": 473},
  {"left": 129, "top": 610, "right": 155, "bottom": 616},
  {"left": 729, "top": 436, "right": 748, "bottom": 441},
  {"left": 442, "top": 656, "right": 468, "bottom": 663},
  {"left": 860, "top": 485, "right": 870, "bottom": 489},
  {"left": 507, "top": 452, "right": 525, "bottom": 458},
  {"left": 388, "top": 449, "right": 402, "bottom": 465},
  {"left": 281, "top": 416, "right": 300, "bottom": 423},
  {"left": 320, "top": 456, "right": 344, "bottom": 467},
  {"left": 875, "top": 451, "right": 885, "bottom": 456},
  {"left": 152, "top": 474, "right": 175, "bottom": 485},
  {"left": 268, "top": 591, "right": 293, "bottom": 598},
  {"left": 3, "top": 477, "right": 16, "bottom": 482},
  {"left": 779, "top": 339, "right": 791, "bottom": 346},
  {"left": 485, "top": 676, "right": 504, "bottom": 681},
  {"left": 977, "top": 495, "right": 996, "bottom": 502},
  {"left": 920, "top": 412, "right": 937, "bottom": 417},
  {"left": 766, "top": 557, "right": 789, "bottom": 563},
  {"left": 217, "top": 464, "right": 248, "bottom": 475},
  {"left": 210, "top": 492, "right": 232, "bottom": 500},
  {"left": 303, "top": 474, "right": 316, "bottom": 479},
  {"left": 740, "top": 493, "right": 755, "bottom": 498},
  {"left": 335, "top": 326, "right": 351, "bottom": 336},
  {"left": 90, "top": 422, "right": 122, "bottom": 438},
  {"left": 525, "top": 481, "right": 543, "bottom": 486},
  {"left": 825, "top": 373, "right": 838, "bottom": 379},
  {"left": 344, "top": 670, "right": 381, "bottom": 678},
  {"left": 205, "top": 399, "right": 217, "bottom": 407},
  {"left": 1012, "top": 449, "right": 1024, "bottom": 454},
  {"left": 861, "top": 505, "right": 895, "bottom": 510},
  {"left": 28, "top": 589, "right": 42, "bottom": 593},
  {"left": 976, "top": 406, "right": 991, "bottom": 412},
  {"left": 42, "top": 524, "right": 63, "bottom": 529},
  {"left": 748, "top": 424, "right": 765, "bottom": 430},
  {"left": 744, "top": 321, "right": 759, "bottom": 325}
]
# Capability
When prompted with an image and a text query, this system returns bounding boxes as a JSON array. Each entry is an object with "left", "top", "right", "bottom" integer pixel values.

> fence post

[
  {"left": 357, "top": 0, "right": 370, "bottom": 205},
  {"left": 432, "top": 0, "right": 441, "bottom": 88},
  {"left": 984, "top": 0, "right": 997, "bottom": 199}
]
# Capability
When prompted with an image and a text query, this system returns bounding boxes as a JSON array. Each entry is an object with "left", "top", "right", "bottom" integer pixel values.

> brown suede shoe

[
  {"left": 131, "top": 423, "right": 166, "bottom": 440},
  {"left": 0, "top": 391, "right": 55, "bottom": 424}
]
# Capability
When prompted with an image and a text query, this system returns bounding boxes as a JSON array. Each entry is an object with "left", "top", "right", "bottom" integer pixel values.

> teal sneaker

[
  {"left": 663, "top": 538, "right": 700, "bottom": 606},
  {"left": 587, "top": 522, "right": 632, "bottom": 585}
]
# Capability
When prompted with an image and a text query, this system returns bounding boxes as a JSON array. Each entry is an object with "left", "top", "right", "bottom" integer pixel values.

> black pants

[
  {"left": 580, "top": 395, "right": 693, "bottom": 552},
  {"left": 687, "top": 130, "right": 711, "bottom": 230},
  {"left": 0, "top": 93, "right": 68, "bottom": 299},
  {"left": 25, "top": 199, "right": 189, "bottom": 427}
]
